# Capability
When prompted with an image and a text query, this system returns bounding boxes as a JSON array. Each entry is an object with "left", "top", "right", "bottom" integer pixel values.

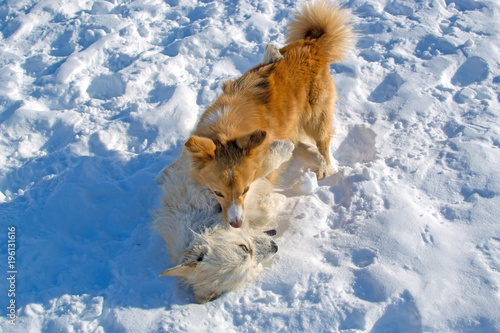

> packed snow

[{"left": 1, "top": 0, "right": 500, "bottom": 332}]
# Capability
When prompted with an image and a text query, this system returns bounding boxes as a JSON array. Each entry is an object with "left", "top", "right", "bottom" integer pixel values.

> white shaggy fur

[{"left": 153, "top": 140, "right": 294, "bottom": 303}]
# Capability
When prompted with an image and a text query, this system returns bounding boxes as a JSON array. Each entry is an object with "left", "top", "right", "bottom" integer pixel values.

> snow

[{"left": 1, "top": 0, "right": 500, "bottom": 331}]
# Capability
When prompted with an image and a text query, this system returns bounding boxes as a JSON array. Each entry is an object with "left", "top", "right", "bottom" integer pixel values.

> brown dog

[{"left": 184, "top": 1, "right": 354, "bottom": 227}]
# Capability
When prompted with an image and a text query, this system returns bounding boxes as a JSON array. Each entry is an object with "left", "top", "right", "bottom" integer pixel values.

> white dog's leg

[
  {"left": 260, "top": 140, "right": 295, "bottom": 177},
  {"left": 261, "top": 43, "right": 284, "bottom": 65},
  {"left": 244, "top": 140, "right": 293, "bottom": 230},
  {"left": 244, "top": 177, "right": 286, "bottom": 230}
]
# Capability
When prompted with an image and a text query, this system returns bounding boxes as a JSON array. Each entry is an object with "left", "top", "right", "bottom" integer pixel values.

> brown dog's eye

[
  {"left": 239, "top": 244, "right": 249, "bottom": 253},
  {"left": 242, "top": 187, "right": 249, "bottom": 195},
  {"left": 214, "top": 191, "right": 224, "bottom": 198}
]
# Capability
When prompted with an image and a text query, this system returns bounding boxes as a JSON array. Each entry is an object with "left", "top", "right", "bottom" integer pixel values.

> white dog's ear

[
  {"left": 159, "top": 264, "right": 195, "bottom": 277},
  {"left": 184, "top": 136, "right": 216, "bottom": 168},
  {"left": 236, "top": 129, "right": 267, "bottom": 156},
  {"left": 160, "top": 246, "right": 206, "bottom": 277}
]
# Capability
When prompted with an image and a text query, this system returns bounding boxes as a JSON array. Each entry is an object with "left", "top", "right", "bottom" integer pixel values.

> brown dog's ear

[
  {"left": 185, "top": 136, "right": 216, "bottom": 157},
  {"left": 222, "top": 80, "right": 237, "bottom": 94},
  {"left": 236, "top": 130, "right": 267, "bottom": 156},
  {"left": 185, "top": 136, "right": 216, "bottom": 168}
]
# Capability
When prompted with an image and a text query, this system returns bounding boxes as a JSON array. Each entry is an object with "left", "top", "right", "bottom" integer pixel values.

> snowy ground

[{"left": 1, "top": 0, "right": 500, "bottom": 332}]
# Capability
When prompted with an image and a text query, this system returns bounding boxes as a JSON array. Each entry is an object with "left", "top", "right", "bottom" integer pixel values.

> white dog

[{"left": 153, "top": 139, "right": 294, "bottom": 303}]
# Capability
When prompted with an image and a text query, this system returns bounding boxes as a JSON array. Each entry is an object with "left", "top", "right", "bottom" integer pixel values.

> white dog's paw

[
  {"left": 261, "top": 43, "right": 284, "bottom": 65},
  {"left": 260, "top": 140, "right": 294, "bottom": 178},
  {"left": 269, "top": 139, "right": 294, "bottom": 160},
  {"left": 266, "top": 139, "right": 294, "bottom": 169},
  {"left": 259, "top": 192, "right": 286, "bottom": 212}
]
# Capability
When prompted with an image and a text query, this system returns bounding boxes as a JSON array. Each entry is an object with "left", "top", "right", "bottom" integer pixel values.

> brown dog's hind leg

[
  {"left": 294, "top": 142, "right": 326, "bottom": 165},
  {"left": 314, "top": 132, "right": 334, "bottom": 179},
  {"left": 303, "top": 106, "right": 336, "bottom": 179},
  {"left": 294, "top": 141, "right": 333, "bottom": 179}
]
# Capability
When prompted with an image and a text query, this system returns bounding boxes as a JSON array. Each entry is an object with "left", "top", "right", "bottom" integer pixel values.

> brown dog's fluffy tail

[{"left": 286, "top": 1, "right": 354, "bottom": 63}]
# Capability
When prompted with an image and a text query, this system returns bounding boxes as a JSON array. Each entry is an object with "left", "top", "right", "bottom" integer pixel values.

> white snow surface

[{"left": 1, "top": 0, "right": 500, "bottom": 332}]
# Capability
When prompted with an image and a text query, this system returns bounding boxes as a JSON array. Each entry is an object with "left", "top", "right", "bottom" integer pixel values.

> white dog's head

[{"left": 160, "top": 226, "right": 278, "bottom": 303}]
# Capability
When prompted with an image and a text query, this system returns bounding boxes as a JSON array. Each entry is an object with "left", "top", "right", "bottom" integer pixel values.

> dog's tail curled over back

[{"left": 286, "top": 1, "right": 355, "bottom": 63}]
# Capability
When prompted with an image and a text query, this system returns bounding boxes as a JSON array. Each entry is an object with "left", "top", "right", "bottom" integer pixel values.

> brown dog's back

[{"left": 185, "top": 1, "right": 355, "bottom": 227}]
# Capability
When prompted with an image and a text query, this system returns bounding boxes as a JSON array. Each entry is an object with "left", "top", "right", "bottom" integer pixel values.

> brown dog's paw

[{"left": 314, "top": 163, "right": 335, "bottom": 180}]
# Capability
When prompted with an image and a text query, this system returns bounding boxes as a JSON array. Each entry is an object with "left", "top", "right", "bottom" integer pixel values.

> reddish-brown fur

[{"left": 184, "top": 1, "right": 354, "bottom": 227}]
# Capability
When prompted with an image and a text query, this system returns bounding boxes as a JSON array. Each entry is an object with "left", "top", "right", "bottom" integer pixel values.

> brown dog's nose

[{"left": 230, "top": 219, "right": 243, "bottom": 228}]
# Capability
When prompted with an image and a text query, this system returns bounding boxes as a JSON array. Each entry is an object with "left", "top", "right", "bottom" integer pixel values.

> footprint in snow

[
  {"left": 50, "top": 30, "right": 75, "bottom": 57},
  {"left": 322, "top": 250, "right": 341, "bottom": 266},
  {"left": 353, "top": 270, "right": 387, "bottom": 303},
  {"left": 147, "top": 83, "right": 176, "bottom": 104},
  {"left": 339, "top": 309, "right": 367, "bottom": 331},
  {"left": 494, "top": 75, "right": 500, "bottom": 101},
  {"left": 356, "top": 36, "right": 375, "bottom": 49},
  {"left": 352, "top": 248, "right": 378, "bottom": 268},
  {"left": 371, "top": 290, "right": 423, "bottom": 333},
  {"left": 476, "top": 237, "right": 500, "bottom": 275},
  {"left": 331, "top": 63, "right": 357, "bottom": 78},
  {"left": 415, "top": 34, "right": 458, "bottom": 59},
  {"left": 106, "top": 53, "right": 137, "bottom": 73},
  {"left": 451, "top": 56, "right": 490, "bottom": 87},
  {"left": 334, "top": 125, "right": 377, "bottom": 167},
  {"left": 357, "top": 21, "right": 387, "bottom": 35},
  {"left": 446, "top": 0, "right": 485, "bottom": 11},
  {"left": 384, "top": 2, "right": 414, "bottom": 17},
  {"left": 87, "top": 74, "right": 126, "bottom": 100},
  {"left": 360, "top": 49, "right": 384, "bottom": 62},
  {"left": 420, "top": 225, "right": 435, "bottom": 245},
  {"left": 354, "top": 4, "right": 382, "bottom": 18},
  {"left": 368, "top": 72, "right": 404, "bottom": 103}
]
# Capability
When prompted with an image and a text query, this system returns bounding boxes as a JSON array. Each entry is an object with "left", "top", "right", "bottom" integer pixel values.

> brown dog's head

[{"left": 184, "top": 130, "right": 268, "bottom": 228}]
